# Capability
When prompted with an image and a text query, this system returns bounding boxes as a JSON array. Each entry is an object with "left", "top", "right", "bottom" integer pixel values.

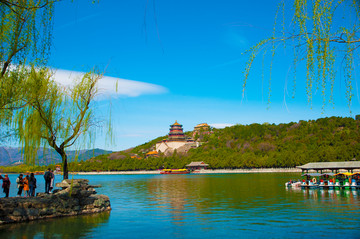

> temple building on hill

[
  {"left": 192, "top": 123, "right": 211, "bottom": 138},
  {"left": 156, "top": 121, "right": 196, "bottom": 156}
]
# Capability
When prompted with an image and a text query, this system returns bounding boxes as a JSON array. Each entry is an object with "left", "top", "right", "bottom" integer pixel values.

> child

[{"left": 23, "top": 175, "right": 30, "bottom": 197}]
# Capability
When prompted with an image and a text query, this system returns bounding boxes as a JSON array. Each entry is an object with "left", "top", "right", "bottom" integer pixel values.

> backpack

[
  {"left": 45, "top": 172, "right": 52, "bottom": 181},
  {"left": 29, "top": 177, "right": 37, "bottom": 188}
]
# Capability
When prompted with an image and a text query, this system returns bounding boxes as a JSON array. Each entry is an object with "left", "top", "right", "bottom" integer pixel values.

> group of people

[{"left": 0, "top": 168, "right": 55, "bottom": 198}]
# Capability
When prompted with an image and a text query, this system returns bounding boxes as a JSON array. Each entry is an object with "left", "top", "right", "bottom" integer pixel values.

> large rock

[{"left": 0, "top": 179, "right": 111, "bottom": 225}]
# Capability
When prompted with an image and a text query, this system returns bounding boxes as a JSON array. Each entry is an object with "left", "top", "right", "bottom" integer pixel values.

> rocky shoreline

[{"left": 0, "top": 179, "right": 111, "bottom": 225}]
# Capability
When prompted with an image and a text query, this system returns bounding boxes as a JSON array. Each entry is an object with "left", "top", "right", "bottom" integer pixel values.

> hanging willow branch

[{"left": 242, "top": 0, "right": 360, "bottom": 112}]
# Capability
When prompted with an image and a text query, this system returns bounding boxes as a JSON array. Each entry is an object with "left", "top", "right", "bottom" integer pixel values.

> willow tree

[
  {"left": 243, "top": 0, "right": 360, "bottom": 112},
  {"left": 0, "top": 1, "right": 105, "bottom": 172},
  {"left": 16, "top": 67, "right": 103, "bottom": 179},
  {"left": 0, "top": 0, "right": 55, "bottom": 143}
]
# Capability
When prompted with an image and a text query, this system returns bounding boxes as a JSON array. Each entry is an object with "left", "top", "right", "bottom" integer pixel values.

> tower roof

[{"left": 173, "top": 120, "right": 181, "bottom": 126}]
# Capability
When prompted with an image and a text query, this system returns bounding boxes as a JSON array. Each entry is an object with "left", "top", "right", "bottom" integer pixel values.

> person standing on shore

[
  {"left": 23, "top": 174, "right": 30, "bottom": 197},
  {"left": 44, "top": 168, "right": 52, "bottom": 194},
  {"left": 16, "top": 174, "right": 24, "bottom": 197},
  {"left": 29, "top": 173, "right": 37, "bottom": 197},
  {"left": 49, "top": 170, "right": 55, "bottom": 193},
  {"left": 0, "top": 174, "right": 11, "bottom": 197}
]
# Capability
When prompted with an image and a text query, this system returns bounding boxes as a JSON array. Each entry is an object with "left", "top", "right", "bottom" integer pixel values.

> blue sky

[{"left": 47, "top": 0, "right": 360, "bottom": 151}]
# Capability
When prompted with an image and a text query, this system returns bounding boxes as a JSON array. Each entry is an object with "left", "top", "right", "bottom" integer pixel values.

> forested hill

[
  {"left": 187, "top": 117, "right": 360, "bottom": 168},
  {"left": 71, "top": 116, "right": 360, "bottom": 171}
]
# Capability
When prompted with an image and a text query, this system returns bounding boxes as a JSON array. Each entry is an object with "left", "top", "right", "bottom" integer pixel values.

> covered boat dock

[{"left": 297, "top": 161, "right": 360, "bottom": 174}]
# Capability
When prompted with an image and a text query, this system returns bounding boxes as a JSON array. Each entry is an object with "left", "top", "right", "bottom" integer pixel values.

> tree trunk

[
  {"left": 52, "top": 144, "right": 69, "bottom": 180},
  {"left": 56, "top": 148, "right": 68, "bottom": 180},
  {"left": 62, "top": 153, "right": 68, "bottom": 180}
]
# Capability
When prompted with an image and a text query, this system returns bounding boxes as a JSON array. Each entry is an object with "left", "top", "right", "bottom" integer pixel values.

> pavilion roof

[
  {"left": 146, "top": 151, "right": 158, "bottom": 155},
  {"left": 297, "top": 161, "right": 360, "bottom": 171},
  {"left": 186, "top": 161, "right": 209, "bottom": 167}
]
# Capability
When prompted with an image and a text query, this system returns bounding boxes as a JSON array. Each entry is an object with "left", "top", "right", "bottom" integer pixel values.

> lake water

[{"left": 1, "top": 173, "right": 360, "bottom": 238}]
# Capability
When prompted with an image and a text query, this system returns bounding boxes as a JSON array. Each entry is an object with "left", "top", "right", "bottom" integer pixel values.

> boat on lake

[
  {"left": 319, "top": 173, "right": 335, "bottom": 189},
  {"left": 285, "top": 180, "right": 301, "bottom": 188},
  {"left": 300, "top": 173, "right": 321, "bottom": 189},
  {"left": 160, "top": 169, "right": 190, "bottom": 174},
  {"left": 333, "top": 172, "right": 360, "bottom": 189},
  {"left": 351, "top": 172, "right": 360, "bottom": 189}
]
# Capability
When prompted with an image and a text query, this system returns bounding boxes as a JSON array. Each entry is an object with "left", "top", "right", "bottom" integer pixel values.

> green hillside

[{"left": 67, "top": 116, "right": 360, "bottom": 172}]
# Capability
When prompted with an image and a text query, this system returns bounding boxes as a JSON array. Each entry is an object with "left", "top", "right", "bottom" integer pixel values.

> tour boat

[{"left": 160, "top": 169, "right": 190, "bottom": 174}]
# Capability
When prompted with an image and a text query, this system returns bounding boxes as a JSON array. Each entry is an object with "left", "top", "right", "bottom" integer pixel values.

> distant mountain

[
  {"left": 0, "top": 147, "right": 112, "bottom": 166},
  {"left": 0, "top": 147, "right": 23, "bottom": 166}
]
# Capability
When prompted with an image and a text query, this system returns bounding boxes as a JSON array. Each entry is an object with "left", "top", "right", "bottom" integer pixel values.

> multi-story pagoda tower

[
  {"left": 168, "top": 121, "right": 186, "bottom": 141},
  {"left": 155, "top": 120, "right": 197, "bottom": 155}
]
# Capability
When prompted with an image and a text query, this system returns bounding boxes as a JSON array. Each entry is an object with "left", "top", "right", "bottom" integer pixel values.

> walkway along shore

[{"left": 76, "top": 168, "right": 302, "bottom": 175}]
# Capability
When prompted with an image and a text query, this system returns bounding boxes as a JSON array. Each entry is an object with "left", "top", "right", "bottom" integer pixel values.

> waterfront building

[
  {"left": 297, "top": 161, "right": 360, "bottom": 173},
  {"left": 186, "top": 161, "right": 209, "bottom": 171}
]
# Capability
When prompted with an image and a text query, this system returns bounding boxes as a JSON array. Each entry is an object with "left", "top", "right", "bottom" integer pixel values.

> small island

[{"left": 0, "top": 179, "right": 111, "bottom": 225}]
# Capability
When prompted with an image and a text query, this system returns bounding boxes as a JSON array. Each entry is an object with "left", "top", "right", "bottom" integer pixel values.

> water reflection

[
  {"left": 0, "top": 211, "right": 110, "bottom": 239},
  {"left": 147, "top": 176, "right": 190, "bottom": 224},
  {"left": 145, "top": 174, "right": 292, "bottom": 226},
  {"left": 286, "top": 187, "right": 359, "bottom": 202}
]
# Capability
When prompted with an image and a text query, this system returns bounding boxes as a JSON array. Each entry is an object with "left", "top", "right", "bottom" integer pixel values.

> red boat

[{"left": 160, "top": 169, "right": 190, "bottom": 174}]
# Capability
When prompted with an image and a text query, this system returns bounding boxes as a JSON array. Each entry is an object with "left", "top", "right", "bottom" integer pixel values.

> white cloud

[
  {"left": 210, "top": 123, "right": 235, "bottom": 129},
  {"left": 52, "top": 69, "right": 168, "bottom": 99}
]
